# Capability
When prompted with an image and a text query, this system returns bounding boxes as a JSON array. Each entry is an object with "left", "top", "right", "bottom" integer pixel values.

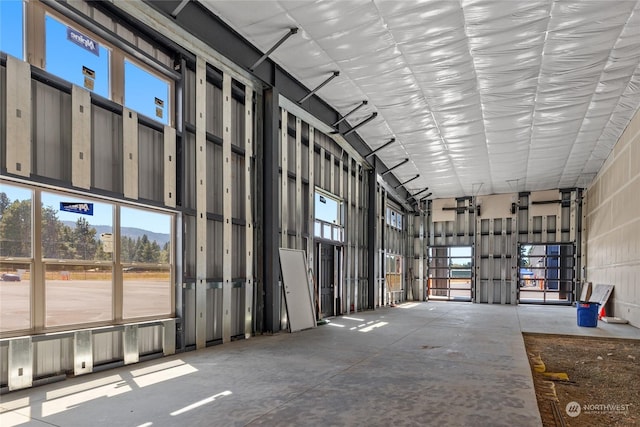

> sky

[{"left": 0, "top": 1, "right": 169, "bottom": 125}]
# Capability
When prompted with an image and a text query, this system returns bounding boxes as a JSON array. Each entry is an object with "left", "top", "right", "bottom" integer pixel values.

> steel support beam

[
  {"left": 263, "top": 88, "right": 281, "bottom": 333},
  {"left": 367, "top": 168, "right": 377, "bottom": 309}
]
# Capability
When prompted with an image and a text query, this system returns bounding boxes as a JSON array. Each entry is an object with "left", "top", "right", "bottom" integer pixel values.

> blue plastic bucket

[{"left": 577, "top": 303, "right": 599, "bottom": 327}]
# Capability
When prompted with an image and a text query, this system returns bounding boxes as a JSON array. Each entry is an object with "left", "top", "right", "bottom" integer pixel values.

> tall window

[
  {"left": 314, "top": 191, "right": 343, "bottom": 242},
  {"left": 41, "top": 192, "right": 113, "bottom": 327},
  {"left": 0, "top": 184, "right": 32, "bottom": 332},
  {"left": 121, "top": 206, "right": 172, "bottom": 319},
  {"left": 0, "top": 0, "right": 24, "bottom": 60},
  {"left": 45, "top": 14, "right": 111, "bottom": 98},
  {"left": 125, "top": 59, "right": 170, "bottom": 125}
]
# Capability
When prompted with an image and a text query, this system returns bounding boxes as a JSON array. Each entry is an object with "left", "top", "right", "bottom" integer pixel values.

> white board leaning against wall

[{"left": 279, "top": 248, "right": 317, "bottom": 332}]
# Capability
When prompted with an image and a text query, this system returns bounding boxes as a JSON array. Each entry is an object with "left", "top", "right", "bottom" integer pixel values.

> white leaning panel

[{"left": 279, "top": 248, "right": 316, "bottom": 332}]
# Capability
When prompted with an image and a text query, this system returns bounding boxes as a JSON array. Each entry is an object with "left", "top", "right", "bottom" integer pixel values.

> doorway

[
  {"left": 518, "top": 244, "right": 574, "bottom": 304},
  {"left": 317, "top": 243, "right": 339, "bottom": 318},
  {"left": 427, "top": 246, "right": 473, "bottom": 301}
]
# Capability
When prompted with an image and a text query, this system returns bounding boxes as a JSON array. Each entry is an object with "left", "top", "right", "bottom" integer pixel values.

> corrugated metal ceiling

[{"left": 200, "top": 0, "right": 640, "bottom": 199}]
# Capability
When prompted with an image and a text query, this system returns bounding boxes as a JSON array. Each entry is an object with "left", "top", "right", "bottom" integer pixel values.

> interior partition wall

[{"left": 277, "top": 105, "right": 370, "bottom": 320}]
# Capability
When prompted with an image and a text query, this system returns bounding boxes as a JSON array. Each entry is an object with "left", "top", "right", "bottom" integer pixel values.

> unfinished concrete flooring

[{"left": 1, "top": 302, "right": 638, "bottom": 427}]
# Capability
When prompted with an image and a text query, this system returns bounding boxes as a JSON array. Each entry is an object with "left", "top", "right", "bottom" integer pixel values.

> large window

[
  {"left": 0, "top": 184, "right": 32, "bottom": 332},
  {"left": 0, "top": 182, "right": 174, "bottom": 335},
  {"left": 121, "top": 207, "right": 172, "bottom": 319},
  {"left": 45, "top": 14, "right": 111, "bottom": 98},
  {"left": 0, "top": 0, "right": 24, "bottom": 60},
  {"left": 41, "top": 192, "right": 113, "bottom": 327},
  {"left": 125, "top": 59, "right": 170, "bottom": 125},
  {"left": 314, "top": 191, "right": 343, "bottom": 242}
]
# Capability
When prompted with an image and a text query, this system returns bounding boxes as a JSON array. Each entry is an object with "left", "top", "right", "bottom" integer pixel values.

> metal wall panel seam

[
  {"left": 222, "top": 73, "right": 233, "bottom": 343},
  {"left": 296, "top": 118, "right": 302, "bottom": 249},
  {"left": 281, "top": 109, "right": 288, "bottom": 247},
  {"left": 244, "top": 89, "right": 254, "bottom": 339},
  {"left": 195, "top": 56, "right": 207, "bottom": 349}
]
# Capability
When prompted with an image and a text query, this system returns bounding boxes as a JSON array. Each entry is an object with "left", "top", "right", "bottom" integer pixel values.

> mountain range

[{"left": 62, "top": 221, "right": 170, "bottom": 245}]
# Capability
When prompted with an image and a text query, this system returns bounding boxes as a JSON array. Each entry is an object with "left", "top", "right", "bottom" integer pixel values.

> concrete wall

[{"left": 585, "top": 108, "right": 640, "bottom": 327}]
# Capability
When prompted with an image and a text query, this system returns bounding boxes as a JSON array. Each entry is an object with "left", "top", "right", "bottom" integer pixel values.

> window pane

[
  {"left": 314, "top": 221, "right": 321, "bottom": 237},
  {"left": 125, "top": 59, "right": 170, "bottom": 125},
  {"left": 41, "top": 192, "right": 113, "bottom": 260},
  {"left": 0, "top": 261, "right": 30, "bottom": 332},
  {"left": 0, "top": 0, "right": 24, "bottom": 59},
  {"left": 0, "top": 184, "right": 32, "bottom": 258},
  {"left": 45, "top": 15, "right": 110, "bottom": 98},
  {"left": 120, "top": 207, "right": 171, "bottom": 264},
  {"left": 315, "top": 193, "right": 339, "bottom": 224},
  {"left": 45, "top": 264, "right": 112, "bottom": 327},
  {"left": 123, "top": 266, "right": 171, "bottom": 319}
]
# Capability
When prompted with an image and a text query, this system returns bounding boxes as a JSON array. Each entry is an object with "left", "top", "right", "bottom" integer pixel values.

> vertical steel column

[
  {"left": 510, "top": 211, "right": 518, "bottom": 304},
  {"left": 346, "top": 159, "right": 352, "bottom": 314},
  {"left": 320, "top": 147, "right": 326, "bottom": 190},
  {"left": 338, "top": 156, "right": 344, "bottom": 313},
  {"left": 195, "top": 57, "right": 207, "bottom": 349},
  {"left": 32, "top": 191, "right": 44, "bottom": 330},
  {"left": 263, "top": 88, "right": 281, "bottom": 333},
  {"left": 114, "top": 206, "right": 123, "bottom": 322},
  {"left": 222, "top": 74, "right": 233, "bottom": 343},
  {"left": 367, "top": 168, "right": 377, "bottom": 309},
  {"left": 281, "top": 109, "right": 289, "bottom": 247},
  {"left": 307, "top": 127, "right": 315, "bottom": 277},
  {"left": 295, "top": 118, "right": 302, "bottom": 250},
  {"left": 419, "top": 210, "right": 425, "bottom": 301},
  {"left": 71, "top": 85, "right": 91, "bottom": 189},
  {"left": 474, "top": 215, "right": 482, "bottom": 303},
  {"left": 244, "top": 89, "right": 254, "bottom": 339},
  {"left": 354, "top": 166, "right": 360, "bottom": 312}
]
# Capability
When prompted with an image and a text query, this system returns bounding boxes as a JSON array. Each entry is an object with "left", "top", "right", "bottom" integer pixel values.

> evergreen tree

[
  {"left": 73, "top": 217, "right": 98, "bottom": 260},
  {"left": 0, "top": 199, "right": 31, "bottom": 257}
]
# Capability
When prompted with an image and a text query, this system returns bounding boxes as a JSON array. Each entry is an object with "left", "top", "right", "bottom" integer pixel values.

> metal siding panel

[
  {"left": 8, "top": 338, "right": 33, "bottom": 391},
  {"left": 72, "top": 85, "right": 92, "bottom": 189},
  {"left": 6, "top": 56, "right": 31, "bottom": 177},
  {"left": 92, "top": 106, "right": 123, "bottom": 193},
  {"left": 74, "top": 330, "right": 93, "bottom": 375},
  {"left": 123, "top": 325, "right": 139, "bottom": 365},
  {"left": 163, "top": 319, "right": 176, "bottom": 355},
  {"left": 123, "top": 108, "right": 139, "bottom": 199}
]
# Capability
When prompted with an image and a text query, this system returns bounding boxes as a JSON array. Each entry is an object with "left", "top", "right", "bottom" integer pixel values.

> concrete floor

[{"left": 1, "top": 302, "right": 638, "bottom": 427}]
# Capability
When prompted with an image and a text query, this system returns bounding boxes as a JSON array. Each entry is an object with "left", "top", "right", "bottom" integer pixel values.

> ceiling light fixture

[
  {"left": 299, "top": 71, "right": 340, "bottom": 103},
  {"left": 250, "top": 28, "right": 298, "bottom": 71},
  {"left": 342, "top": 112, "right": 378, "bottom": 137}
]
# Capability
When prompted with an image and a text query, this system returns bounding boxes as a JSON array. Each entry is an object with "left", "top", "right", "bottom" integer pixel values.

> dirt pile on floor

[{"left": 524, "top": 334, "right": 639, "bottom": 427}]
